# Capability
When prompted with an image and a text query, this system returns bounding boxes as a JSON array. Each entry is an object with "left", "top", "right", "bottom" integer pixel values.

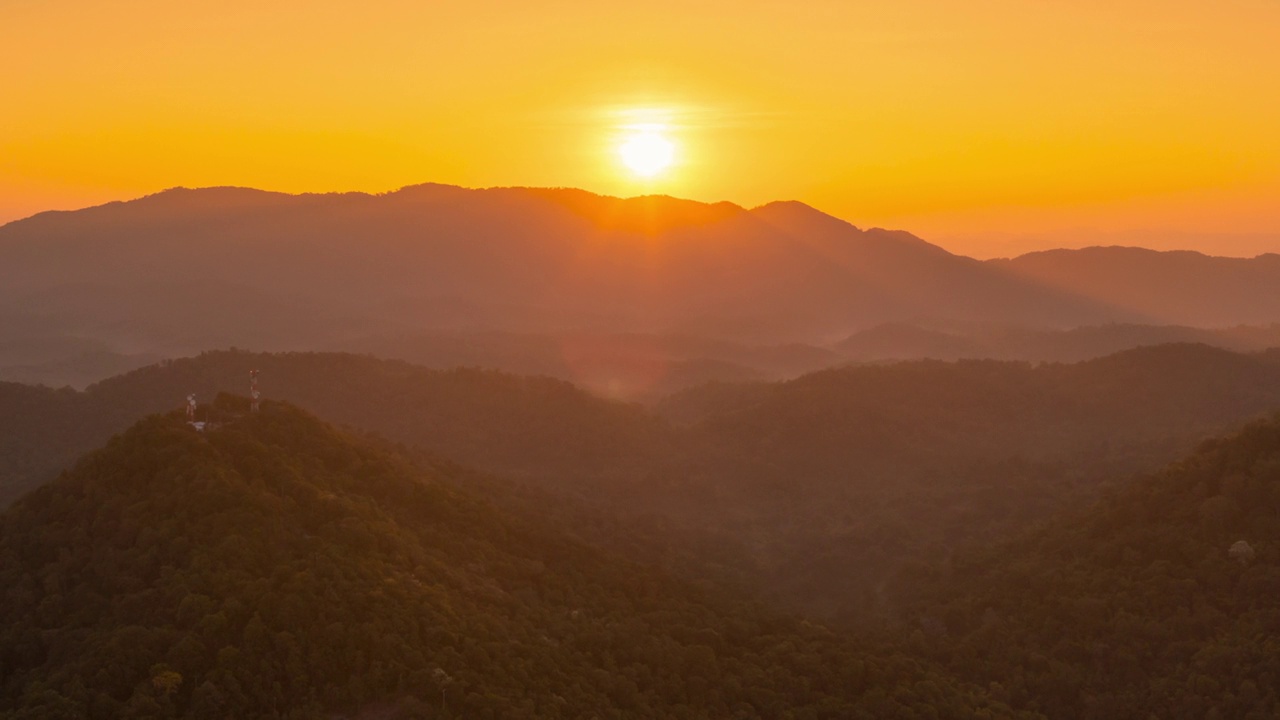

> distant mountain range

[
  {"left": 5, "top": 184, "right": 1280, "bottom": 390},
  {"left": 992, "top": 246, "right": 1280, "bottom": 327},
  {"left": 0, "top": 185, "right": 1116, "bottom": 346},
  {"left": 834, "top": 321, "right": 1280, "bottom": 364}
]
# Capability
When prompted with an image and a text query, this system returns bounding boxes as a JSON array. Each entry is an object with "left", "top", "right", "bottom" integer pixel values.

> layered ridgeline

[
  {"left": 0, "top": 184, "right": 1126, "bottom": 377},
  {"left": 898, "top": 413, "right": 1280, "bottom": 718},
  {"left": 993, "top": 247, "right": 1280, "bottom": 328},
  {"left": 0, "top": 400, "right": 1021, "bottom": 719},
  {"left": 0, "top": 352, "right": 684, "bottom": 508},
  {"left": 657, "top": 343, "right": 1280, "bottom": 618},
  {"left": 5, "top": 346, "right": 1280, "bottom": 625},
  {"left": 7, "top": 186, "right": 1280, "bottom": 389},
  {"left": 835, "top": 322, "right": 1280, "bottom": 365}
]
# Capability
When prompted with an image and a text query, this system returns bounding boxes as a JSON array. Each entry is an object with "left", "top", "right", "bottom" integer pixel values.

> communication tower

[{"left": 250, "top": 370, "right": 261, "bottom": 413}]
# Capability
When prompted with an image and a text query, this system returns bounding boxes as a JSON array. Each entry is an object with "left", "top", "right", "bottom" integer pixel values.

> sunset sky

[{"left": 3, "top": 0, "right": 1278, "bottom": 257}]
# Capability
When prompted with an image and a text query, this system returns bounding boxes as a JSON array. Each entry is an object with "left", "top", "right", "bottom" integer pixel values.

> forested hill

[
  {"left": 653, "top": 343, "right": 1280, "bottom": 620},
  {"left": 95, "top": 351, "right": 685, "bottom": 482},
  {"left": 0, "top": 382, "right": 117, "bottom": 508},
  {"left": 666, "top": 342, "right": 1280, "bottom": 475},
  {"left": 8, "top": 343, "right": 1280, "bottom": 510},
  {"left": 0, "top": 351, "right": 682, "bottom": 507},
  {"left": 0, "top": 400, "right": 1022, "bottom": 719},
  {"left": 5, "top": 345, "right": 1280, "bottom": 625},
  {"left": 900, "top": 413, "right": 1280, "bottom": 718}
]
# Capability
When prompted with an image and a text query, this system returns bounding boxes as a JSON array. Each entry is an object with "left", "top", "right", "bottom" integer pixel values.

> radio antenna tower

[
  {"left": 186, "top": 394, "right": 197, "bottom": 422},
  {"left": 250, "top": 370, "right": 260, "bottom": 413}
]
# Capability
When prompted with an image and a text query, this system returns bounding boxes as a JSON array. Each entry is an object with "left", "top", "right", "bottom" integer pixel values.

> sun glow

[{"left": 618, "top": 126, "right": 675, "bottom": 178}]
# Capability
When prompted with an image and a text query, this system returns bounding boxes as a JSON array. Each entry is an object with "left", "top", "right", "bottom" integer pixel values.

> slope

[
  {"left": 656, "top": 344, "right": 1280, "bottom": 619},
  {"left": 994, "top": 246, "right": 1280, "bottom": 327},
  {"left": 899, "top": 413, "right": 1280, "bottom": 718},
  {"left": 0, "top": 381, "right": 122, "bottom": 507},
  {"left": 750, "top": 202, "right": 1112, "bottom": 330},
  {"left": 0, "top": 399, "right": 1020, "bottom": 719},
  {"left": 6, "top": 346, "right": 1280, "bottom": 627},
  {"left": 0, "top": 351, "right": 683, "bottom": 507}
]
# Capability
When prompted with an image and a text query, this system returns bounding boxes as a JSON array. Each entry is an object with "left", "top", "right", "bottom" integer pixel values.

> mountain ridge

[
  {"left": 0, "top": 183, "right": 1134, "bottom": 352},
  {"left": 6, "top": 182, "right": 1280, "bottom": 390},
  {"left": 0, "top": 398, "right": 1020, "bottom": 718},
  {"left": 991, "top": 246, "right": 1280, "bottom": 326},
  {"left": 7, "top": 343, "right": 1280, "bottom": 625}
]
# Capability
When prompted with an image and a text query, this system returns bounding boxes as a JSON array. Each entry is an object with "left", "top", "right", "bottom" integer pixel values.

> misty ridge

[
  {"left": 4, "top": 184, "right": 1280, "bottom": 391},
  {"left": 6, "top": 343, "right": 1280, "bottom": 615},
  {"left": 4, "top": 184, "right": 1280, "bottom": 718}
]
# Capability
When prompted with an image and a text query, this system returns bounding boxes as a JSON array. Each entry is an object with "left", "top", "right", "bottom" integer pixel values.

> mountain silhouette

[
  {"left": 993, "top": 246, "right": 1280, "bottom": 327},
  {"left": 0, "top": 184, "right": 1130, "bottom": 375},
  {"left": 833, "top": 321, "right": 1280, "bottom": 364}
]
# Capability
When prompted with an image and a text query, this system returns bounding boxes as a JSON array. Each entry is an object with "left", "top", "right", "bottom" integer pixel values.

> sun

[{"left": 618, "top": 127, "right": 675, "bottom": 178}]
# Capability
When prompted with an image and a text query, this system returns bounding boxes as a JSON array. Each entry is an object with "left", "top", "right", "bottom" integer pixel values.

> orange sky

[{"left": 3, "top": 0, "right": 1278, "bottom": 257}]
